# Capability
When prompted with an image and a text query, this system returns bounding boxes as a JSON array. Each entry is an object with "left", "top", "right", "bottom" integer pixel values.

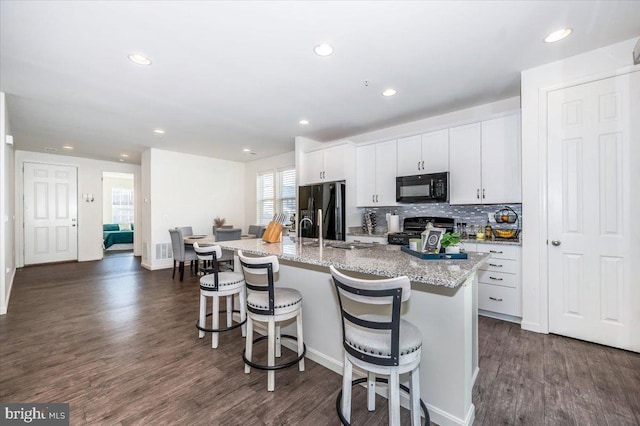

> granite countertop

[{"left": 216, "top": 238, "right": 490, "bottom": 289}]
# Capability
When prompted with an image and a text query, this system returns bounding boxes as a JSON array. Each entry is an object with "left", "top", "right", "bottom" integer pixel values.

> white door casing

[
  {"left": 547, "top": 71, "right": 639, "bottom": 352},
  {"left": 24, "top": 162, "right": 78, "bottom": 265}
]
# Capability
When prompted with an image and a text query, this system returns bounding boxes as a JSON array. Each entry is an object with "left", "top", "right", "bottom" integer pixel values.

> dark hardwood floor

[{"left": 1, "top": 253, "right": 639, "bottom": 425}]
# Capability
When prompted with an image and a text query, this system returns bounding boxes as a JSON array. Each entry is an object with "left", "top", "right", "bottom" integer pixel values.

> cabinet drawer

[
  {"left": 475, "top": 243, "right": 520, "bottom": 260},
  {"left": 478, "top": 283, "right": 520, "bottom": 316},
  {"left": 479, "top": 258, "right": 517, "bottom": 274},
  {"left": 478, "top": 270, "right": 517, "bottom": 288}
]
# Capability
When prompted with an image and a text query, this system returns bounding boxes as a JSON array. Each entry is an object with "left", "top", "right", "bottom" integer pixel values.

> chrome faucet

[{"left": 298, "top": 217, "right": 313, "bottom": 242}]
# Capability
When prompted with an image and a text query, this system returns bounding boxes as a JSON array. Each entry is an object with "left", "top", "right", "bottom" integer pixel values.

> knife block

[{"left": 262, "top": 221, "right": 283, "bottom": 243}]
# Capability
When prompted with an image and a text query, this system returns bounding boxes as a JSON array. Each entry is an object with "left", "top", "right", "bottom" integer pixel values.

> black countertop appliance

[
  {"left": 387, "top": 216, "right": 455, "bottom": 245},
  {"left": 298, "top": 181, "right": 346, "bottom": 241}
]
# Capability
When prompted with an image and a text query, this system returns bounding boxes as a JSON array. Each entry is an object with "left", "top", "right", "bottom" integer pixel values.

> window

[
  {"left": 112, "top": 188, "right": 134, "bottom": 223},
  {"left": 257, "top": 167, "right": 296, "bottom": 225}
]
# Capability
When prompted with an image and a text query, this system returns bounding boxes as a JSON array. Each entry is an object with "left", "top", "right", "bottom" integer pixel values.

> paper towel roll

[{"left": 388, "top": 215, "right": 400, "bottom": 233}]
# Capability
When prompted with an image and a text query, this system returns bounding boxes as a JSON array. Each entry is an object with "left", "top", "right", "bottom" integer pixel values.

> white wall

[
  {"left": 14, "top": 151, "right": 141, "bottom": 265},
  {"left": 520, "top": 37, "right": 639, "bottom": 333},
  {"left": 243, "top": 151, "right": 295, "bottom": 231},
  {"left": 1, "top": 92, "right": 16, "bottom": 315},
  {"left": 102, "top": 174, "right": 134, "bottom": 224},
  {"left": 141, "top": 148, "right": 245, "bottom": 270}
]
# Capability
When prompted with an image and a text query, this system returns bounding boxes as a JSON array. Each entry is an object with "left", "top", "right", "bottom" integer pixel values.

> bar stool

[
  {"left": 238, "top": 250, "right": 306, "bottom": 391},
  {"left": 330, "top": 265, "right": 429, "bottom": 426},
  {"left": 193, "top": 243, "right": 246, "bottom": 348}
]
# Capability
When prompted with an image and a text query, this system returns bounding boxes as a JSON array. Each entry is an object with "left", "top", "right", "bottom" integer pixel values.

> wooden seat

[
  {"left": 193, "top": 243, "right": 246, "bottom": 348},
  {"left": 238, "top": 250, "right": 306, "bottom": 391},
  {"left": 330, "top": 265, "right": 429, "bottom": 426}
]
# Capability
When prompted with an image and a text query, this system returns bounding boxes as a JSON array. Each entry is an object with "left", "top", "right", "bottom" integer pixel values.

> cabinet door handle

[
  {"left": 482, "top": 188, "right": 485, "bottom": 199},
  {"left": 418, "top": 161, "right": 421, "bottom": 171},
  {"left": 375, "top": 194, "right": 379, "bottom": 202},
  {"left": 372, "top": 194, "right": 375, "bottom": 202},
  {"left": 477, "top": 189, "right": 480, "bottom": 199},
  {"left": 421, "top": 160, "right": 425, "bottom": 170},
  {"left": 320, "top": 171, "right": 322, "bottom": 179},
  {"left": 489, "top": 250, "right": 503, "bottom": 254},
  {"left": 489, "top": 296, "right": 503, "bottom": 302},
  {"left": 489, "top": 263, "right": 503, "bottom": 267},
  {"left": 489, "top": 276, "right": 503, "bottom": 281}
]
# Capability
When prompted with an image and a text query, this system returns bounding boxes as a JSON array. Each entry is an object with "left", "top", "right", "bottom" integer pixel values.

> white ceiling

[{"left": 1, "top": 1, "right": 639, "bottom": 165}]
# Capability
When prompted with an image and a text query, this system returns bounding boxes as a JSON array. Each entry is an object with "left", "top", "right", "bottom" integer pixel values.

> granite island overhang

[{"left": 217, "top": 238, "right": 490, "bottom": 426}]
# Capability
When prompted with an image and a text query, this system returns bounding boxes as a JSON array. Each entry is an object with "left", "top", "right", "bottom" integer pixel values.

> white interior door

[
  {"left": 24, "top": 162, "right": 78, "bottom": 265},
  {"left": 547, "top": 71, "right": 640, "bottom": 352}
]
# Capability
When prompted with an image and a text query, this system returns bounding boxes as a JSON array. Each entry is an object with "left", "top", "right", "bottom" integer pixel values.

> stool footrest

[
  {"left": 195, "top": 309, "right": 246, "bottom": 333},
  {"left": 335, "top": 377, "right": 430, "bottom": 426},
  {"left": 243, "top": 334, "right": 306, "bottom": 371}
]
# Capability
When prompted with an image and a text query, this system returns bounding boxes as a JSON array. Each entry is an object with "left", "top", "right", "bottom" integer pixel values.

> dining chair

[
  {"left": 168, "top": 228, "right": 198, "bottom": 281},
  {"left": 214, "top": 228, "right": 242, "bottom": 270},
  {"left": 248, "top": 225, "right": 266, "bottom": 239}
]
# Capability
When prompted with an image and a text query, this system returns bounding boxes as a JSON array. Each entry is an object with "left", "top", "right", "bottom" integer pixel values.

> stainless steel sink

[{"left": 323, "top": 241, "right": 377, "bottom": 250}]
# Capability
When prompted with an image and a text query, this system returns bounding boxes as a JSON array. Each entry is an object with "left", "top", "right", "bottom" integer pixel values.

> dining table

[{"left": 183, "top": 233, "right": 256, "bottom": 246}]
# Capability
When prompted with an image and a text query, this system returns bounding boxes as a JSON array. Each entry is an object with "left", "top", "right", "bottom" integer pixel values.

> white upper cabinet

[
  {"left": 302, "top": 145, "right": 349, "bottom": 185},
  {"left": 356, "top": 140, "right": 397, "bottom": 207},
  {"left": 481, "top": 114, "right": 521, "bottom": 204},
  {"left": 449, "top": 123, "right": 482, "bottom": 204},
  {"left": 449, "top": 113, "right": 521, "bottom": 204},
  {"left": 397, "top": 130, "right": 449, "bottom": 177}
]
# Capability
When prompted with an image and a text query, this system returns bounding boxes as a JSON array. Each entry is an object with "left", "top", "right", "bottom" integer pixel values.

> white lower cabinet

[{"left": 468, "top": 243, "right": 521, "bottom": 321}]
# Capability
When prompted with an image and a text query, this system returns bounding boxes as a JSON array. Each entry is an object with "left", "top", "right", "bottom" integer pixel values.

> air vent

[{"left": 155, "top": 243, "right": 173, "bottom": 260}]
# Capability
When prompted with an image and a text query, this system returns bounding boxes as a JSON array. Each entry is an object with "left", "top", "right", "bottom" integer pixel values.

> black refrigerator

[{"left": 298, "top": 181, "right": 346, "bottom": 241}]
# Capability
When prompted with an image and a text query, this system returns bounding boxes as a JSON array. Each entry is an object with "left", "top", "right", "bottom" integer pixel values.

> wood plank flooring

[{"left": 1, "top": 253, "right": 639, "bottom": 425}]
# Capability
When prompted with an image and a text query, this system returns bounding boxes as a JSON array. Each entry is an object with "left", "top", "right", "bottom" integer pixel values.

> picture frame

[{"left": 421, "top": 228, "right": 445, "bottom": 253}]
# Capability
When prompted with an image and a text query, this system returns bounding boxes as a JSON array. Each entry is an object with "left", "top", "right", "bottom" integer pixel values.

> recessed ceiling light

[
  {"left": 314, "top": 43, "right": 334, "bottom": 57},
  {"left": 243, "top": 148, "right": 251, "bottom": 152},
  {"left": 544, "top": 28, "right": 572, "bottom": 43},
  {"left": 153, "top": 129, "right": 165, "bottom": 135},
  {"left": 62, "top": 145, "right": 73, "bottom": 150},
  {"left": 382, "top": 88, "right": 397, "bottom": 97},
  {"left": 128, "top": 53, "right": 152, "bottom": 65},
  {"left": 120, "top": 153, "right": 129, "bottom": 158},
  {"left": 299, "top": 120, "right": 309, "bottom": 125}
]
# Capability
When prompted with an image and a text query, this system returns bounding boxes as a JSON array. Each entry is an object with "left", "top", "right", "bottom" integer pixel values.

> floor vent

[{"left": 155, "top": 243, "right": 173, "bottom": 260}]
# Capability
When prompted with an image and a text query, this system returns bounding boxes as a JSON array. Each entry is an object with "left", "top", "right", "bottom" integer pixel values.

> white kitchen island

[{"left": 217, "top": 238, "right": 490, "bottom": 426}]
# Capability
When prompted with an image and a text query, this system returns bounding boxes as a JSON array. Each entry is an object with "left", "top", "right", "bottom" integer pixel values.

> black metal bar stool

[
  {"left": 330, "top": 265, "right": 429, "bottom": 426},
  {"left": 238, "top": 250, "right": 306, "bottom": 391}
]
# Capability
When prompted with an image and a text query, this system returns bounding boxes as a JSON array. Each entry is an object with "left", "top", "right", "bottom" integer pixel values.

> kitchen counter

[
  {"left": 217, "top": 237, "right": 489, "bottom": 288},
  {"left": 217, "top": 237, "right": 485, "bottom": 426}
]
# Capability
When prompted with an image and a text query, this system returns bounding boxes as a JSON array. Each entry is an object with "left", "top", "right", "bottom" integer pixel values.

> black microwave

[{"left": 396, "top": 172, "right": 449, "bottom": 203}]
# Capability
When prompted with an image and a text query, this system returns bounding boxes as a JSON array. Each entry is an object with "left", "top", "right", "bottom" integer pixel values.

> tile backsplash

[{"left": 360, "top": 203, "right": 522, "bottom": 233}]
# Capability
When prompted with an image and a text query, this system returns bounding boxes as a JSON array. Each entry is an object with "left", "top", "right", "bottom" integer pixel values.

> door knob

[{"left": 551, "top": 240, "right": 561, "bottom": 246}]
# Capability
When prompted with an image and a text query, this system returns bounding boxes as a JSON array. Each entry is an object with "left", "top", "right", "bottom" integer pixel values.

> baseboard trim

[
  {"left": 1, "top": 268, "right": 16, "bottom": 315},
  {"left": 520, "top": 320, "right": 545, "bottom": 333},
  {"left": 478, "top": 309, "right": 522, "bottom": 324}
]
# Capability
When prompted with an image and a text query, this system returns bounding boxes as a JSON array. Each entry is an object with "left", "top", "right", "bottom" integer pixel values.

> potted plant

[
  {"left": 213, "top": 217, "right": 226, "bottom": 228},
  {"left": 440, "top": 232, "right": 461, "bottom": 254}
]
